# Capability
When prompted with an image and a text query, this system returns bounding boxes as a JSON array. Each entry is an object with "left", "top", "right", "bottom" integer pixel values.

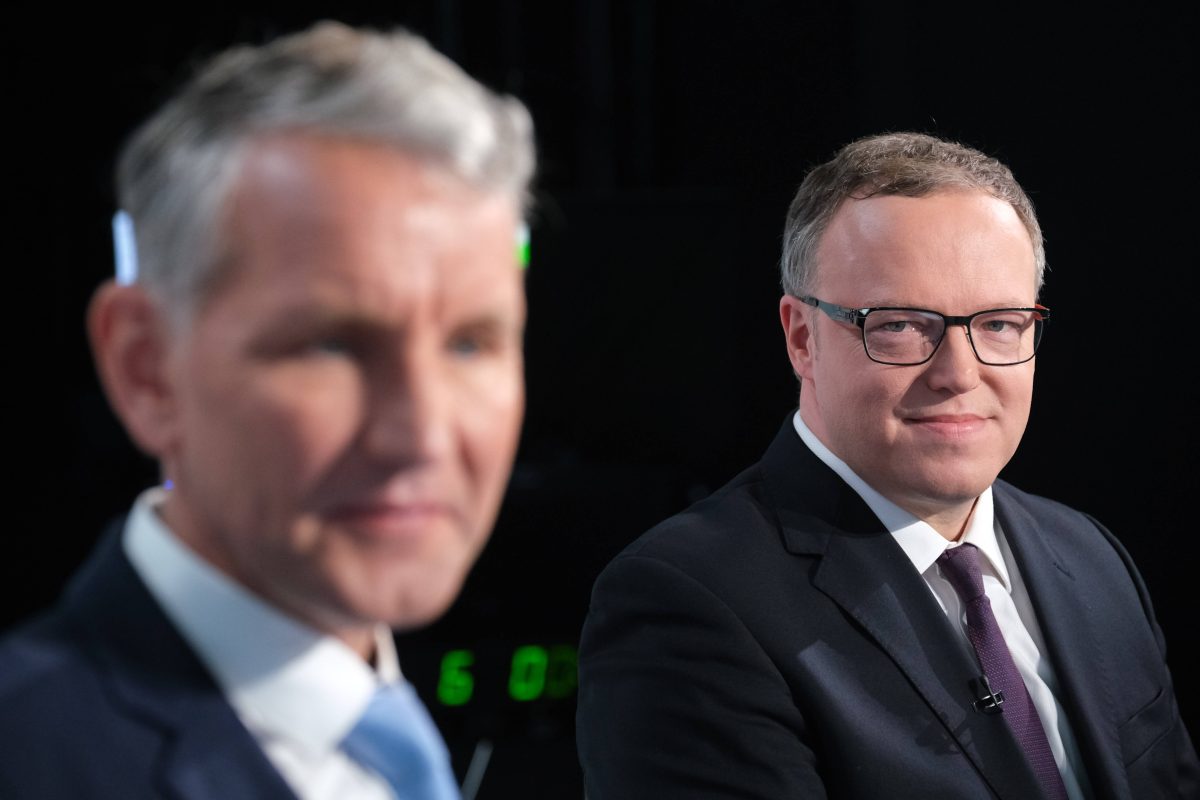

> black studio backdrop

[{"left": 10, "top": 2, "right": 1197, "bottom": 795}]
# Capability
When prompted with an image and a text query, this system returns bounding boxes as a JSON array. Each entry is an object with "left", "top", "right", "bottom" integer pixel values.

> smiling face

[
  {"left": 782, "top": 189, "right": 1038, "bottom": 534},
  {"left": 153, "top": 134, "right": 526, "bottom": 652}
]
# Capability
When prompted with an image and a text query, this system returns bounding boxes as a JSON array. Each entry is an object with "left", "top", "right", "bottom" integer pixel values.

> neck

[{"left": 912, "top": 495, "right": 980, "bottom": 542}]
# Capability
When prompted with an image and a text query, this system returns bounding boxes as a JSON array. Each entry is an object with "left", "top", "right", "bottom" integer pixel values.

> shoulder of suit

[
  {"left": 612, "top": 460, "right": 778, "bottom": 564},
  {"left": 993, "top": 477, "right": 1099, "bottom": 521},
  {"left": 0, "top": 605, "right": 97, "bottom": 725},
  {"left": 992, "top": 478, "right": 1113, "bottom": 541}
]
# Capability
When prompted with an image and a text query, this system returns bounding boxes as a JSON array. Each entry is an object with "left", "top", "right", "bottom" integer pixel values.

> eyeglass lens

[{"left": 862, "top": 309, "right": 1040, "bottom": 365}]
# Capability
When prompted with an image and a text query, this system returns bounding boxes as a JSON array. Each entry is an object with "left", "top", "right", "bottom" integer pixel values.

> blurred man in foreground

[
  {"left": 0, "top": 21, "right": 534, "bottom": 799},
  {"left": 578, "top": 132, "right": 1197, "bottom": 798}
]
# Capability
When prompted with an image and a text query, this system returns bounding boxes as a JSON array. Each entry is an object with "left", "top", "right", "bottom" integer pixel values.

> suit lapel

[
  {"left": 995, "top": 488, "right": 1130, "bottom": 800},
  {"left": 760, "top": 421, "right": 1044, "bottom": 800},
  {"left": 62, "top": 526, "right": 298, "bottom": 800}
]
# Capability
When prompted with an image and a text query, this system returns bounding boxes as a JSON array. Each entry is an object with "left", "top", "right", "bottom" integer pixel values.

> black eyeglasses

[{"left": 797, "top": 296, "right": 1049, "bottom": 366}]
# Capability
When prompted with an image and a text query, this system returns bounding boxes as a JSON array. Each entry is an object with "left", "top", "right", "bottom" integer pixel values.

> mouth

[
  {"left": 904, "top": 414, "right": 989, "bottom": 437},
  {"left": 323, "top": 500, "right": 457, "bottom": 543}
]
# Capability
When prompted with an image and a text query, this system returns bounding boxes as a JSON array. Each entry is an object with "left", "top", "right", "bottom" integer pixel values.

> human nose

[
  {"left": 923, "top": 323, "right": 980, "bottom": 393},
  {"left": 362, "top": 347, "right": 453, "bottom": 467}
]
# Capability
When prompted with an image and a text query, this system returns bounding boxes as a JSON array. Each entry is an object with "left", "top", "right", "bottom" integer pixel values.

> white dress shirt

[
  {"left": 123, "top": 486, "right": 404, "bottom": 800},
  {"left": 793, "top": 412, "right": 1091, "bottom": 799}
]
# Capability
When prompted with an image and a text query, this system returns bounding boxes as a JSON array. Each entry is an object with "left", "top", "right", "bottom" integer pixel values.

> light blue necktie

[{"left": 341, "top": 682, "right": 461, "bottom": 800}]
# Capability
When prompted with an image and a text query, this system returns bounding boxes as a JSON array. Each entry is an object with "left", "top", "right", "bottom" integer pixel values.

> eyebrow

[
  {"left": 257, "top": 301, "right": 523, "bottom": 341},
  {"left": 857, "top": 299, "right": 1032, "bottom": 310}
]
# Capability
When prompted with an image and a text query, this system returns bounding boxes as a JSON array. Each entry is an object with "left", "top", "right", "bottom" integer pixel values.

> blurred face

[
  {"left": 784, "top": 189, "right": 1037, "bottom": 532},
  {"left": 158, "top": 135, "right": 525, "bottom": 651}
]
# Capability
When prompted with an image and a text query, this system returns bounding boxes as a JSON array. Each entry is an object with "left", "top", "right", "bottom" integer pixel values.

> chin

[
  {"left": 912, "top": 476, "right": 992, "bottom": 508},
  {"left": 378, "top": 565, "right": 472, "bottom": 632},
  {"left": 319, "top": 528, "right": 486, "bottom": 629},
  {"left": 383, "top": 592, "right": 461, "bottom": 633}
]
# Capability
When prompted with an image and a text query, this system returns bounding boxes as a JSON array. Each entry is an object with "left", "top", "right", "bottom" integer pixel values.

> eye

[
  {"left": 251, "top": 315, "right": 369, "bottom": 362},
  {"left": 877, "top": 320, "right": 913, "bottom": 333},
  {"left": 446, "top": 320, "right": 508, "bottom": 358},
  {"left": 974, "top": 313, "right": 1030, "bottom": 340},
  {"left": 447, "top": 334, "right": 484, "bottom": 357},
  {"left": 867, "top": 312, "right": 939, "bottom": 337},
  {"left": 298, "top": 328, "right": 365, "bottom": 358},
  {"left": 311, "top": 336, "right": 352, "bottom": 354},
  {"left": 979, "top": 319, "right": 1014, "bottom": 333}
]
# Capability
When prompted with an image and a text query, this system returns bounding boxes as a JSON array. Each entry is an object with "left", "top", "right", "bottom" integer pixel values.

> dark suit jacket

[
  {"left": 0, "top": 525, "right": 298, "bottom": 799},
  {"left": 577, "top": 420, "right": 1199, "bottom": 799}
]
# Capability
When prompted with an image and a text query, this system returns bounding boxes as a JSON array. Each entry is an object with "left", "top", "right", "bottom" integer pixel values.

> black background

[{"left": 9, "top": 2, "right": 1197, "bottom": 796}]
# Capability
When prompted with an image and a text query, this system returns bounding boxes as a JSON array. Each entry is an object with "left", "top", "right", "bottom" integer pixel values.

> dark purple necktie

[{"left": 938, "top": 543, "right": 1069, "bottom": 800}]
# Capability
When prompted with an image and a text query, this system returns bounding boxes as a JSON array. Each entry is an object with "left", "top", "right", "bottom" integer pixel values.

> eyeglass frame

[{"left": 795, "top": 295, "right": 1050, "bottom": 367}]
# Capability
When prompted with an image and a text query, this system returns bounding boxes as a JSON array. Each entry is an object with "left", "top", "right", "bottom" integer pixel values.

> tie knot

[{"left": 938, "top": 542, "right": 985, "bottom": 602}]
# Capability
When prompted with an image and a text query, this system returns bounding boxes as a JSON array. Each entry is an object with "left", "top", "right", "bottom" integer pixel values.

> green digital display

[
  {"left": 436, "top": 643, "right": 577, "bottom": 706},
  {"left": 437, "top": 649, "right": 476, "bottom": 706}
]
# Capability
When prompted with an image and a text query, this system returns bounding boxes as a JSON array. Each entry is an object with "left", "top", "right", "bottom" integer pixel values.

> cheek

[
  {"left": 271, "top": 382, "right": 364, "bottom": 465},
  {"left": 197, "top": 363, "right": 366, "bottom": 501},
  {"left": 254, "top": 399, "right": 351, "bottom": 486},
  {"left": 823, "top": 368, "right": 901, "bottom": 428},
  {"left": 998, "top": 372, "right": 1035, "bottom": 437},
  {"left": 455, "top": 360, "right": 524, "bottom": 498}
]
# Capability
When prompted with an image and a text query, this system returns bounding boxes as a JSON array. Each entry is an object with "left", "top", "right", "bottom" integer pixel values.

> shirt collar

[
  {"left": 791, "top": 411, "right": 1011, "bottom": 590},
  {"left": 123, "top": 487, "right": 402, "bottom": 756}
]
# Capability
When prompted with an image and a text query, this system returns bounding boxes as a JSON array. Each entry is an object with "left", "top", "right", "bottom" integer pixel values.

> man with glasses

[{"left": 577, "top": 132, "right": 1197, "bottom": 798}]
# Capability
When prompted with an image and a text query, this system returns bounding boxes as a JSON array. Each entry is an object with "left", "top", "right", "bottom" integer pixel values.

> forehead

[
  {"left": 816, "top": 189, "right": 1037, "bottom": 305},
  {"left": 207, "top": 134, "right": 522, "bottom": 316}
]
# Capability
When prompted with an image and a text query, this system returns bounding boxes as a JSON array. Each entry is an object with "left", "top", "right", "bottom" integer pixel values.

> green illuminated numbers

[
  {"left": 436, "top": 644, "right": 579, "bottom": 705},
  {"left": 508, "top": 645, "right": 548, "bottom": 701},
  {"left": 508, "top": 644, "right": 579, "bottom": 701},
  {"left": 546, "top": 645, "right": 578, "bottom": 699},
  {"left": 437, "top": 649, "right": 475, "bottom": 706}
]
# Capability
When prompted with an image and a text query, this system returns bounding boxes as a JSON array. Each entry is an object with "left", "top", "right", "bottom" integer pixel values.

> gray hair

[
  {"left": 116, "top": 20, "right": 536, "bottom": 316},
  {"left": 780, "top": 132, "right": 1044, "bottom": 297}
]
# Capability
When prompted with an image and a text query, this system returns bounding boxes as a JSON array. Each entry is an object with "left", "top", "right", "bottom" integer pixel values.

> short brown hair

[{"left": 780, "top": 132, "right": 1044, "bottom": 296}]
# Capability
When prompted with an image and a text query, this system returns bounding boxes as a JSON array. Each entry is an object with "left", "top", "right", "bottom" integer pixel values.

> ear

[
  {"left": 87, "top": 281, "right": 181, "bottom": 458},
  {"left": 779, "top": 294, "right": 816, "bottom": 380}
]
